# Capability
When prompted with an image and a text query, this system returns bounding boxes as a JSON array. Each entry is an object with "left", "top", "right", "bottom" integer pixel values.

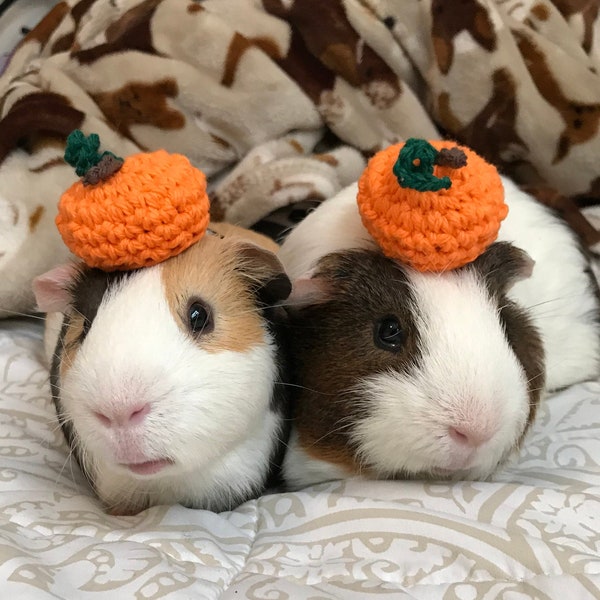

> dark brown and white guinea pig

[
  {"left": 33, "top": 222, "right": 292, "bottom": 515},
  {"left": 278, "top": 177, "right": 600, "bottom": 489}
]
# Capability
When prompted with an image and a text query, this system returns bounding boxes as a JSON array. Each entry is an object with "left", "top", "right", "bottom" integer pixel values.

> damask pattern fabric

[
  {"left": 0, "top": 0, "right": 600, "bottom": 317},
  {"left": 1, "top": 321, "right": 599, "bottom": 597}
]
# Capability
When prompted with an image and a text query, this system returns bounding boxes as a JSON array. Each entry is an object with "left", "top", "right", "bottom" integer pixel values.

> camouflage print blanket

[{"left": 0, "top": 0, "right": 599, "bottom": 317}]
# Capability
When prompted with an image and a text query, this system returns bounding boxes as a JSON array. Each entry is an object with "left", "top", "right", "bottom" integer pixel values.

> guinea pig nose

[
  {"left": 448, "top": 424, "right": 492, "bottom": 447},
  {"left": 94, "top": 403, "right": 151, "bottom": 427}
]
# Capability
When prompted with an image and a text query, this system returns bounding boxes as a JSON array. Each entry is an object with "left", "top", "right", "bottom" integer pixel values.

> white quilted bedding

[{"left": 0, "top": 318, "right": 599, "bottom": 599}]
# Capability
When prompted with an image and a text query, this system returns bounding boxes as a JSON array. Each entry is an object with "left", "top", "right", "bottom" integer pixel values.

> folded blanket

[{"left": 0, "top": 0, "right": 599, "bottom": 317}]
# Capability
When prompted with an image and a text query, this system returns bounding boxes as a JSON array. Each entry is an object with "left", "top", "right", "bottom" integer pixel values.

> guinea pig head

[
  {"left": 284, "top": 242, "right": 544, "bottom": 488},
  {"left": 34, "top": 230, "right": 291, "bottom": 514}
]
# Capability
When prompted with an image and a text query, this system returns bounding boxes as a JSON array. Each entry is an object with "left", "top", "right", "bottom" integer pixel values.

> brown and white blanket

[{"left": 0, "top": 0, "right": 599, "bottom": 317}]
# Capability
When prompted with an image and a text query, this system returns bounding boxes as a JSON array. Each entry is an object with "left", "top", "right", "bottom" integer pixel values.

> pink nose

[
  {"left": 448, "top": 424, "right": 493, "bottom": 447},
  {"left": 94, "top": 403, "right": 150, "bottom": 428}
]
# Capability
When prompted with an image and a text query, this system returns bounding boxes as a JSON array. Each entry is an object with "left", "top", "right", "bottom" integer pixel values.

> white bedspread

[{"left": 0, "top": 319, "right": 599, "bottom": 599}]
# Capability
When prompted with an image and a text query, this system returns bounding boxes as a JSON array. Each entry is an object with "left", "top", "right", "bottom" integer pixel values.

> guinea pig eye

[
  {"left": 188, "top": 301, "right": 213, "bottom": 336},
  {"left": 374, "top": 316, "right": 405, "bottom": 352}
]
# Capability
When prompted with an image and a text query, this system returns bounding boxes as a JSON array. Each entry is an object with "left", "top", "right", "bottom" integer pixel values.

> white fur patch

[
  {"left": 352, "top": 268, "right": 529, "bottom": 479},
  {"left": 59, "top": 266, "right": 281, "bottom": 511}
]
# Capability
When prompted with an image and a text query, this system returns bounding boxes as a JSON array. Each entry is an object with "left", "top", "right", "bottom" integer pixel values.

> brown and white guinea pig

[
  {"left": 278, "top": 177, "right": 600, "bottom": 489},
  {"left": 33, "top": 222, "right": 292, "bottom": 515}
]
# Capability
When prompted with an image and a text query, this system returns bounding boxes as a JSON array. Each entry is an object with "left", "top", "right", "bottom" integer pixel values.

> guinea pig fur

[
  {"left": 278, "top": 178, "right": 600, "bottom": 490},
  {"left": 33, "top": 223, "right": 292, "bottom": 515}
]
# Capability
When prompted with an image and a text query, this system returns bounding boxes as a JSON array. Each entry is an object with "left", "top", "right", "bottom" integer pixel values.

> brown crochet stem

[
  {"left": 82, "top": 154, "right": 124, "bottom": 185},
  {"left": 435, "top": 147, "right": 467, "bottom": 169}
]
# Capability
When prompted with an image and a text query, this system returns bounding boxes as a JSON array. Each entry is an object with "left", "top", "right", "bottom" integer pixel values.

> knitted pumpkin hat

[
  {"left": 357, "top": 138, "right": 508, "bottom": 272},
  {"left": 56, "top": 130, "right": 210, "bottom": 271}
]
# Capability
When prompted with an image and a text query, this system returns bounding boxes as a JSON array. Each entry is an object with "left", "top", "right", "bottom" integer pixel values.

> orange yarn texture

[
  {"left": 56, "top": 150, "right": 210, "bottom": 271},
  {"left": 357, "top": 140, "right": 508, "bottom": 272}
]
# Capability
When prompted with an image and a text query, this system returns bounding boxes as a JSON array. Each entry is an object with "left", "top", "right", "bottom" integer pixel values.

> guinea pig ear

[
  {"left": 286, "top": 273, "right": 334, "bottom": 309},
  {"left": 471, "top": 242, "right": 535, "bottom": 297},
  {"left": 32, "top": 262, "right": 81, "bottom": 313},
  {"left": 235, "top": 243, "right": 292, "bottom": 306}
]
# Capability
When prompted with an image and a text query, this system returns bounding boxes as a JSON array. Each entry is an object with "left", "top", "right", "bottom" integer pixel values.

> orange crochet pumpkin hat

[
  {"left": 357, "top": 138, "right": 508, "bottom": 272},
  {"left": 56, "top": 130, "right": 210, "bottom": 271}
]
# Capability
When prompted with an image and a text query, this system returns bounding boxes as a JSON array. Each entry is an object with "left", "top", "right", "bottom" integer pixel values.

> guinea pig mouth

[{"left": 120, "top": 458, "right": 175, "bottom": 476}]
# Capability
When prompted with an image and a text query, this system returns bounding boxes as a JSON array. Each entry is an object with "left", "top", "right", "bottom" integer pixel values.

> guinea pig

[
  {"left": 33, "top": 222, "right": 292, "bottom": 515},
  {"left": 278, "top": 177, "right": 600, "bottom": 489}
]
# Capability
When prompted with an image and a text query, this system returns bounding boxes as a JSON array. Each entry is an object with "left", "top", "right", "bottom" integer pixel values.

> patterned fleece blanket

[{"left": 0, "top": 0, "right": 599, "bottom": 317}]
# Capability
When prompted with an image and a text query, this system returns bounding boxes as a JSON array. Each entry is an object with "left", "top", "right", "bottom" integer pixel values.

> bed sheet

[{"left": 0, "top": 319, "right": 599, "bottom": 599}]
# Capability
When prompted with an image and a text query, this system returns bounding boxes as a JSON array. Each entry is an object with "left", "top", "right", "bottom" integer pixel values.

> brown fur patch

[
  {"left": 288, "top": 250, "right": 422, "bottom": 475},
  {"left": 17, "top": 2, "right": 69, "bottom": 50},
  {"left": 300, "top": 436, "right": 366, "bottom": 475},
  {"left": 222, "top": 33, "right": 283, "bottom": 87},
  {"left": 447, "top": 68, "right": 529, "bottom": 172},
  {"left": 288, "top": 139, "right": 304, "bottom": 153},
  {"left": 161, "top": 234, "right": 268, "bottom": 354},
  {"left": 0, "top": 92, "right": 84, "bottom": 167},
  {"left": 188, "top": 3, "right": 203, "bottom": 13},
  {"left": 271, "top": 178, "right": 326, "bottom": 202},
  {"left": 251, "top": 36, "right": 283, "bottom": 61},
  {"left": 210, "top": 133, "right": 231, "bottom": 148},
  {"left": 553, "top": 0, "right": 599, "bottom": 53},
  {"left": 74, "top": 0, "right": 160, "bottom": 63},
  {"left": 91, "top": 79, "right": 185, "bottom": 139},
  {"left": 28, "top": 206, "right": 45, "bottom": 232},
  {"left": 431, "top": 0, "right": 497, "bottom": 74},
  {"left": 313, "top": 153, "right": 338, "bottom": 166},
  {"left": 59, "top": 314, "right": 84, "bottom": 380},
  {"left": 51, "top": 32, "right": 74, "bottom": 54},
  {"left": 263, "top": 0, "right": 399, "bottom": 104},
  {"left": 531, "top": 3, "right": 550, "bottom": 20},
  {"left": 436, "top": 92, "right": 464, "bottom": 131}
]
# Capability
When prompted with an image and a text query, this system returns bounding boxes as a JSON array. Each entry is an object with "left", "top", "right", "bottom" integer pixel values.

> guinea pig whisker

[
  {"left": 273, "top": 381, "right": 338, "bottom": 396},
  {"left": 56, "top": 444, "right": 74, "bottom": 473},
  {"left": 527, "top": 386, "right": 545, "bottom": 395},
  {"left": 46, "top": 417, "right": 66, "bottom": 436},
  {"left": 0, "top": 308, "right": 47, "bottom": 321},
  {"left": 232, "top": 300, "right": 295, "bottom": 315},
  {"left": 524, "top": 292, "right": 594, "bottom": 312},
  {"left": 306, "top": 420, "right": 355, "bottom": 448},
  {"left": 496, "top": 301, "right": 512, "bottom": 313},
  {"left": 523, "top": 370, "right": 545, "bottom": 386}
]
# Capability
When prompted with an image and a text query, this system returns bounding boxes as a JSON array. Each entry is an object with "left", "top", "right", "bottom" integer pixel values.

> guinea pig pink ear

[
  {"left": 286, "top": 274, "right": 334, "bottom": 309},
  {"left": 236, "top": 243, "right": 292, "bottom": 306},
  {"left": 32, "top": 262, "right": 81, "bottom": 313},
  {"left": 471, "top": 242, "right": 535, "bottom": 297}
]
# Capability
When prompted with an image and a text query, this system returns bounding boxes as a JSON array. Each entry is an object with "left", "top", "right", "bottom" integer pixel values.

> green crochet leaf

[
  {"left": 64, "top": 130, "right": 123, "bottom": 178},
  {"left": 393, "top": 138, "right": 451, "bottom": 192}
]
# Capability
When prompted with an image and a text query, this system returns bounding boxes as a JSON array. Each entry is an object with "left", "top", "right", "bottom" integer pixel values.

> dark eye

[
  {"left": 374, "top": 316, "right": 405, "bottom": 352},
  {"left": 188, "top": 301, "right": 213, "bottom": 335}
]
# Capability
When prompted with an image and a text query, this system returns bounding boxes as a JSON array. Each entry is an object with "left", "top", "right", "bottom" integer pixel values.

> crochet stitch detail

[
  {"left": 357, "top": 140, "right": 507, "bottom": 272},
  {"left": 57, "top": 143, "right": 210, "bottom": 271}
]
